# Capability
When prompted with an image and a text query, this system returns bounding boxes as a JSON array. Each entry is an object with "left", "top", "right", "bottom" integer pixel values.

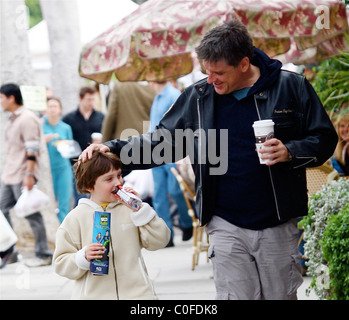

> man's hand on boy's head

[{"left": 79, "top": 143, "right": 110, "bottom": 163}]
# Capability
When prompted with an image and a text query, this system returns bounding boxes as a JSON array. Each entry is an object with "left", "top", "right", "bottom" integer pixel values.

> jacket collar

[
  {"left": 194, "top": 78, "right": 213, "bottom": 97},
  {"left": 78, "top": 198, "right": 120, "bottom": 211}
]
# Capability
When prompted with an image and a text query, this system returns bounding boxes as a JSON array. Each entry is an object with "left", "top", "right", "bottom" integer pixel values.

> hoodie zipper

[
  {"left": 254, "top": 94, "right": 282, "bottom": 221},
  {"left": 109, "top": 236, "right": 119, "bottom": 300},
  {"left": 103, "top": 206, "right": 119, "bottom": 300}
]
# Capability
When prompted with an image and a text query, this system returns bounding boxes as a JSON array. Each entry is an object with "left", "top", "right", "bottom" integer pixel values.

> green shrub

[
  {"left": 321, "top": 206, "right": 349, "bottom": 300},
  {"left": 300, "top": 178, "right": 349, "bottom": 299}
]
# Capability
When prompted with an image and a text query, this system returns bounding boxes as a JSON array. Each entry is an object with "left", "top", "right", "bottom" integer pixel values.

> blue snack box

[{"left": 90, "top": 211, "right": 110, "bottom": 275}]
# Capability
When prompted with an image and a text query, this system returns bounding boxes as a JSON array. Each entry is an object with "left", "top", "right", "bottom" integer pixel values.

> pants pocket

[
  {"left": 209, "top": 244, "right": 261, "bottom": 300},
  {"left": 287, "top": 253, "right": 304, "bottom": 297}
]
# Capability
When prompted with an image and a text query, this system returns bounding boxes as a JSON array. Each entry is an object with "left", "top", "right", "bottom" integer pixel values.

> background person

[
  {"left": 42, "top": 97, "right": 73, "bottom": 223},
  {"left": 0, "top": 83, "right": 52, "bottom": 267},
  {"left": 148, "top": 81, "right": 193, "bottom": 246},
  {"left": 102, "top": 82, "right": 155, "bottom": 141},
  {"left": 331, "top": 110, "right": 349, "bottom": 176},
  {"left": 62, "top": 86, "right": 104, "bottom": 205}
]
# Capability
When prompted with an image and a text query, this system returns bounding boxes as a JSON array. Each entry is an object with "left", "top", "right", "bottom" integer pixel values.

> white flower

[{"left": 303, "top": 178, "right": 349, "bottom": 299}]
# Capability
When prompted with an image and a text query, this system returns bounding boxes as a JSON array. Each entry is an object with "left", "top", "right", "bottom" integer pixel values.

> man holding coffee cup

[{"left": 80, "top": 19, "right": 337, "bottom": 299}]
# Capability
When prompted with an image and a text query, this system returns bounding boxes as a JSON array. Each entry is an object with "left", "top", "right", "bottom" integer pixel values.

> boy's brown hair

[{"left": 74, "top": 151, "right": 122, "bottom": 194}]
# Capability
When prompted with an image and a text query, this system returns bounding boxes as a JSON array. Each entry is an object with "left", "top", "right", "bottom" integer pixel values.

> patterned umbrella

[{"left": 79, "top": 0, "right": 349, "bottom": 84}]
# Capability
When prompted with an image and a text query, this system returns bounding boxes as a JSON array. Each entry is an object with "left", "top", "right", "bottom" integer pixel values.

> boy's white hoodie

[{"left": 53, "top": 199, "right": 171, "bottom": 300}]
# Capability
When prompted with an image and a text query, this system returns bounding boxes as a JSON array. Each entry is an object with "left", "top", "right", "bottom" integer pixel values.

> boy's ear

[{"left": 86, "top": 187, "right": 93, "bottom": 193}]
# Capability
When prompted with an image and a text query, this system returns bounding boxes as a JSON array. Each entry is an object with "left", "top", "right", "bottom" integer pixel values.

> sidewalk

[{"left": 0, "top": 229, "right": 318, "bottom": 300}]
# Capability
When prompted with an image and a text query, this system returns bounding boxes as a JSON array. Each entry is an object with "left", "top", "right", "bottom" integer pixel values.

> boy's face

[{"left": 88, "top": 168, "right": 123, "bottom": 204}]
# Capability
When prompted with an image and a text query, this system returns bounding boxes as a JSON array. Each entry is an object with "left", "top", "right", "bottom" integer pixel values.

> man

[
  {"left": 102, "top": 82, "right": 155, "bottom": 141},
  {"left": 0, "top": 83, "right": 52, "bottom": 268},
  {"left": 80, "top": 19, "right": 337, "bottom": 299},
  {"left": 63, "top": 86, "right": 104, "bottom": 153},
  {"left": 62, "top": 86, "right": 104, "bottom": 205}
]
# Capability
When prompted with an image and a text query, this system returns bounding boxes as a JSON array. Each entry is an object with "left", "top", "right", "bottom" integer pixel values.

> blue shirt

[
  {"left": 42, "top": 117, "right": 73, "bottom": 170},
  {"left": 149, "top": 83, "right": 181, "bottom": 132},
  {"left": 231, "top": 87, "right": 251, "bottom": 101}
]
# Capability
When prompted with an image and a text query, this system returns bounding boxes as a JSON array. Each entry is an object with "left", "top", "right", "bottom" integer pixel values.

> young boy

[{"left": 53, "top": 151, "right": 170, "bottom": 300}]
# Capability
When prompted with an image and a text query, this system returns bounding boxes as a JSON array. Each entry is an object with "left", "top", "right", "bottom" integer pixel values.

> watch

[{"left": 25, "top": 172, "right": 35, "bottom": 177}]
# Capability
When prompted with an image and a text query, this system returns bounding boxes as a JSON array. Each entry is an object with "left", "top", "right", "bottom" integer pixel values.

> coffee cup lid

[
  {"left": 91, "top": 132, "right": 103, "bottom": 138},
  {"left": 252, "top": 120, "right": 274, "bottom": 128}
]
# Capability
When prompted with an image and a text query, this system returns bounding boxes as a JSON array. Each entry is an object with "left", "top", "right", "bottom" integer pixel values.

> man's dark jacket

[{"left": 105, "top": 50, "right": 337, "bottom": 226}]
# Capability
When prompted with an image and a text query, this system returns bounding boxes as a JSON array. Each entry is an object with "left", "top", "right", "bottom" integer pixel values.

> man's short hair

[
  {"left": 195, "top": 18, "right": 254, "bottom": 67},
  {"left": 74, "top": 151, "right": 122, "bottom": 194},
  {"left": 79, "top": 86, "right": 96, "bottom": 99},
  {"left": 0, "top": 83, "right": 23, "bottom": 105}
]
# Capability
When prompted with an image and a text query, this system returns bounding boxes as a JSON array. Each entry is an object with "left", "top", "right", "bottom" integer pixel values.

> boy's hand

[
  {"left": 85, "top": 243, "right": 105, "bottom": 262},
  {"left": 119, "top": 186, "right": 143, "bottom": 212},
  {"left": 123, "top": 186, "right": 141, "bottom": 199}
]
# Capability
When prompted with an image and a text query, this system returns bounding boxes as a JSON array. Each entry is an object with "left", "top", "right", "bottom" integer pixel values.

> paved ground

[{"left": 0, "top": 228, "right": 318, "bottom": 300}]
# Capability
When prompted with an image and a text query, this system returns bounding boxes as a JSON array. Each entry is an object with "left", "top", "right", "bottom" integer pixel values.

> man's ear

[
  {"left": 240, "top": 57, "right": 250, "bottom": 73},
  {"left": 9, "top": 95, "right": 16, "bottom": 103}
]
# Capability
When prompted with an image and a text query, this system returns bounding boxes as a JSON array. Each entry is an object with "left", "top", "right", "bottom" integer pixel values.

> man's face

[
  {"left": 203, "top": 59, "right": 245, "bottom": 95},
  {"left": 79, "top": 93, "right": 96, "bottom": 111},
  {"left": 0, "top": 93, "right": 12, "bottom": 111}
]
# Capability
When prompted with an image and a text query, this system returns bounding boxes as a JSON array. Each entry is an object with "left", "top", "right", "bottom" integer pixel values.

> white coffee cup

[
  {"left": 252, "top": 120, "right": 275, "bottom": 164},
  {"left": 91, "top": 132, "right": 103, "bottom": 143}
]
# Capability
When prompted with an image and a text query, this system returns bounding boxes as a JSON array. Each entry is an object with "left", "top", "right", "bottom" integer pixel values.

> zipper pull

[{"left": 254, "top": 94, "right": 262, "bottom": 120}]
